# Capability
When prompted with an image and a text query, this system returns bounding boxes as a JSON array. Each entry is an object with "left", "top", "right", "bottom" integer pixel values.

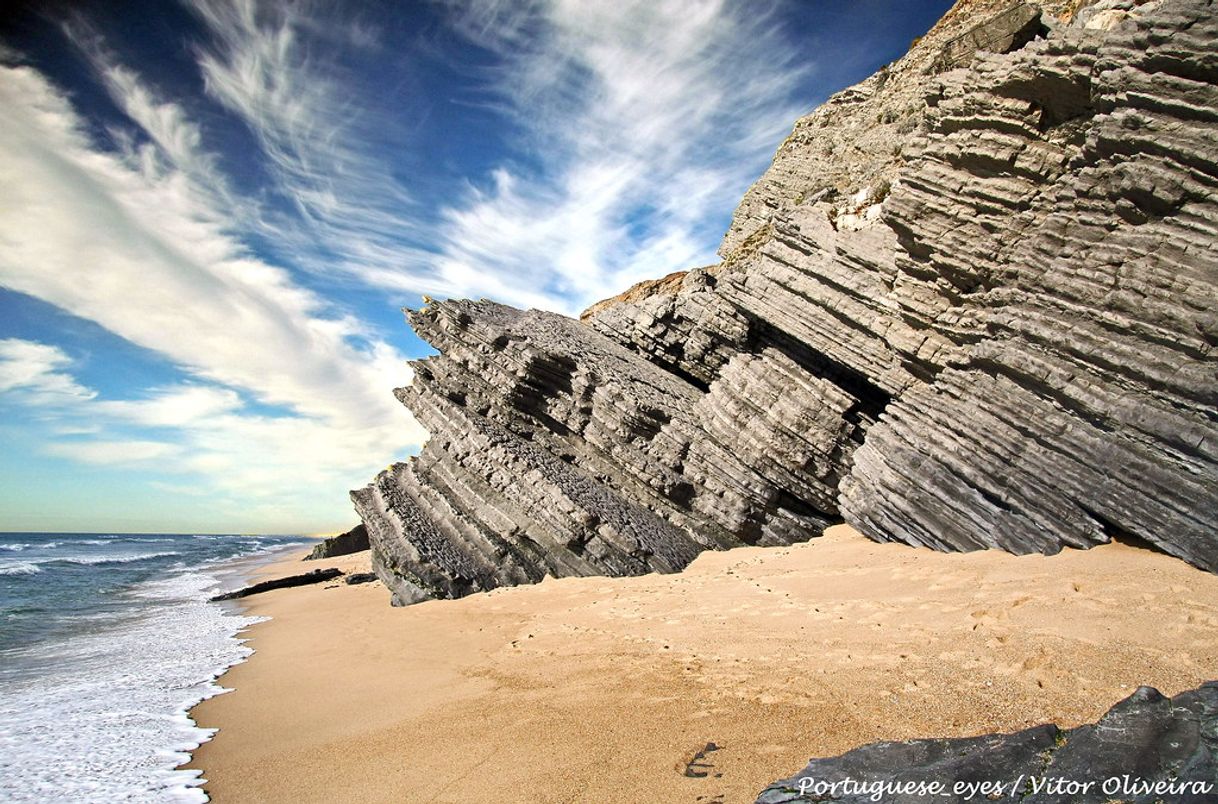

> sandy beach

[{"left": 187, "top": 526, "right": 1218, "bottom": 803}]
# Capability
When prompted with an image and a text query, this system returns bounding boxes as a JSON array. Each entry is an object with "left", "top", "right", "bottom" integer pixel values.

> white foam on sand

[{"left": 0, "top": 569, "right": 265, "bottom": 802}]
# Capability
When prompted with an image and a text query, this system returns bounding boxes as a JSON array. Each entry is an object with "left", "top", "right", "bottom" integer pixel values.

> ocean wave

[
  {"left": 193, "top": 540, "right": 307, "bottom": 568},
  {"left": 0, "top": 541, "right": 68, "bottom": 551},
  {"left": 50, "top": 537, "right": 175, "bottom": 546},
  {"left": 0, "top": 562, "right": 41, "bottom": 576},
  {"left": 57, "top": 552, "right": 182, "bottom": 566},
  {"left": 0, "top": 567, "right": 267, "bottom": 802}
]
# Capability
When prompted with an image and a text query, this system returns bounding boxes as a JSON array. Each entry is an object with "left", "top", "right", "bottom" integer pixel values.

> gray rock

[
  {"left": 756, "top": 682, "right": 1218, "bottom": 803},
  {"left": 344, "top": 572, "right": 378, "bottom": 585},
  {"left": 303, "top": 524, "right": 369, "bottom": 560},
  {"left": 352, "top": 300, "right": 834, "bottom": 605},
  {"left": 837, "top": 0, "right": 1218, "bottom": 572},
  {"left": 935, "top": 2, "right": 1046, "bottom": 70},
  {"left": 353, "top": 0, "right": 1218, "bottom": 604},
  {"left": 716, "top": 0, "right": 1075, "bottom": 259}
]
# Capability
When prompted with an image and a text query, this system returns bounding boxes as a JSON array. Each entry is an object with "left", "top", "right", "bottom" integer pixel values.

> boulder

[{"left": 757, "top": 682, "right": 1218, "bottom": 803}]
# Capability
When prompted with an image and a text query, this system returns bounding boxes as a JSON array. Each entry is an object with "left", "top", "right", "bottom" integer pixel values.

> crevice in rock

[
  {"left": 1079, "top": 505, "right": 1158, "bottom": 553},
  {"left": 746, "top": 316, "right": 893, "bottom": 424},
  {"left": 661, "top": 359, "right": 713, "bottom": 394}
]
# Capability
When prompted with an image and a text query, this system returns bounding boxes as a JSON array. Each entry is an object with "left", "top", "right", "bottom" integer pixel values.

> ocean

[{"left": 0, "top": 532, "right": 310, "bottom": 802}]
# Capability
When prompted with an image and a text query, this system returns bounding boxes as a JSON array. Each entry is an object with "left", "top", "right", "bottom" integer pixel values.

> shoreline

[
  {"left": 185, "top": 525, "right": 1218, "bottom": 802},
  {"left": 0, "top": 534, "right": 316, "bottom": 802},
  {"left": 173, "top": 540, "right": 320, "bottom": 796}
]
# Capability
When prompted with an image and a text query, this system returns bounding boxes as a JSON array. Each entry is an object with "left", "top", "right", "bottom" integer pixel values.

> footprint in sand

[{"left": 683, "top": 741, "right": 724, "bottom": 779}]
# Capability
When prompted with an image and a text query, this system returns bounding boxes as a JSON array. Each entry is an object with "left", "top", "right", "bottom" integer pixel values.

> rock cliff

[{"left": 354, "top": 0, "right": 1218, "bottom": 605}]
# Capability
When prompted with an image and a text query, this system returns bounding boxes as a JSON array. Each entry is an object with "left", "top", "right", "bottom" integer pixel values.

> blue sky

[{"left": 0, "top": 0, "right": 951, "bottom": 534}]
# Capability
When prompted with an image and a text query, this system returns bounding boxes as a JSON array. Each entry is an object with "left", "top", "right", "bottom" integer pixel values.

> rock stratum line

[{"left": 353, "top": 0, "right": 1218, "bottom": 606}]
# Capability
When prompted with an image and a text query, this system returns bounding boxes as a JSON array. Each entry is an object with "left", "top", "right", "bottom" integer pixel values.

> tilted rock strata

[
  {"left": 353, "top": 301, "right": 836, "bottom": 604},
  {"left": 355, "top": 0, "right": 1218, "bottom": 603},
  {"left": 587, "top": 0, "right": 1218, "bottom": 571},
  {"left": 756, "top": 682, "right": 1218, "bottom": 803},
  {"left": 840, "top": 0, "right": 1218, "bottom": 568},
  {"left": 718, "top": 0, "right": 1076, "bottom": 257}
]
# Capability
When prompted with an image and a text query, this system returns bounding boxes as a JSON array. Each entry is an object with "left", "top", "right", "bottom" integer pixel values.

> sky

[{"left": 0, "top": 0, "right": 952, "bottom": 535}]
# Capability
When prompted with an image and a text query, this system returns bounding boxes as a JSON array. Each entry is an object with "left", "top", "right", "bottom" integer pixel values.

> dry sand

[{"left": 187, "top": 525, "right": 1218, "bottom": 803}]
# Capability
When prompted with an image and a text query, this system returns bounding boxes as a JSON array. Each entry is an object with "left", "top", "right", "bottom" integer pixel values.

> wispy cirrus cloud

[
  {"left": 0, "top": 61, "right": 424, "bottom": 524},
  {"left": 0, "top": 62, "right": 413, "bottom": 425},
  {"left": 423, "top": 0, "right": 812, "bottom": 313},
  {"left": 183, "top": 0, "right": 433, "bottom": 283},
  {"left": 172, "top": 0, "right": 813, "bottom": 314}
]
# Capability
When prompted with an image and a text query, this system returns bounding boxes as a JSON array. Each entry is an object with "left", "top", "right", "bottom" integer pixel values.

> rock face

[
  {"left": 304, "top": 524, "right": 369, "bottom": 561},
  {"left": 354, "top": 0, "right": 1218, "bottom": 605},
  {"left": 756, "top": 682, "right": 1218, "bottom": 803},
  {"left": 351, "top": 300, "right": 836, "bottom": 604}
]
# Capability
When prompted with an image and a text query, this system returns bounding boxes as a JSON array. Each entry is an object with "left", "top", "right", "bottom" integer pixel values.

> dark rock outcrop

[
  {"left": 210, "top": 568, "right": 343, "bottom": 601},
  {"left": 304, "top": 524, "right": 369, "bottom": 561},
  {"left": 756, "top": 682, "right": 1218, "bottom": 803},
  {"left": 344, "top": 572, "right": 378, "bottom": 585},
  {"left": 351, "top": 300, "right": 835, "bottom": 604},
  {"left": 354, "top": 0, "right": 1218, "bottom": 604}
]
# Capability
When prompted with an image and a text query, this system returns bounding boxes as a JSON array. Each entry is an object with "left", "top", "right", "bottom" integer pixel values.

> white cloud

[
  {"left": 97, "top": 385, "right": 243, "bottom": 427},
  {"left": 45, "top": 439, "right": 180, "bottom": 465},
  {"left": 183, "top": 0, "right": 432, "bottom": 284},
  {"left": 424, "top": 0, "right": 811, "bottom": 314},
  {"left": 0, "top": 338, "right": 413, "bottom": 515},
  {"left": 0, "top": 339, "right": 96, "bottom": 404},
  {"left": 0, "top": 63, "right": 425, "bottom": 522},
  {"left": 173, "top": 0, "right": 811, "bottom": 315},
  {"left": 0, "top": 63, "right": 417, "bottom": 426}
]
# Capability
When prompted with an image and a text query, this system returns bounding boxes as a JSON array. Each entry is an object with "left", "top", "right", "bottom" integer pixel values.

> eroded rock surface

[
  {"left": 355, "top": 0, "right": 1218, "bottom": 604},
  {"left": 756, "top": 682, "right": 1218, "bottom": 803},
  {"left": 352, "top": 300, "right": 835, "bottom": 604}
]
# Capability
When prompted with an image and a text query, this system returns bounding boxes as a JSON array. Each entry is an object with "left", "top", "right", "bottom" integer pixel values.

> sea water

[{"left": 0, "top": 532, "right": 308, "bottom": 802}]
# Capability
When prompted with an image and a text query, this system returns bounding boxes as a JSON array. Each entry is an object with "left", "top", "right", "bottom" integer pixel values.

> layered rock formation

[
  {"left": 354, "top": 0, "right": 1218, "bottom": 605},
  {"left": 351, "top": 300, "right": 838, "bottom": 603}
]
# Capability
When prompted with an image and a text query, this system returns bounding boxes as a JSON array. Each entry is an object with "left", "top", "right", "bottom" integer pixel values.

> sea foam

[{"left": 0, "top": 559, "right": 267, "bottom": 802}]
